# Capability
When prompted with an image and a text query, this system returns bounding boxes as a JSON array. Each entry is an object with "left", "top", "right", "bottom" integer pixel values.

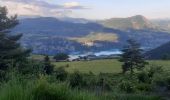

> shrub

[
  {"left": 118, "top": 80, "right": 135, "bottom": 93},
  {"left": 166, "top": 76, "right": 170, "bottom": 90},
  {"left": 43, "top": 56, "right": 54, "bottom": 75},
  {"left": 147, "top": 65, "right": 163, "bottom": 78},
  {"left": 53, "top": 53, "right": 69, "bottom": 61},
  {"left": 69, "top": 71, "right": 86, "bottom": 88},
  {"left": 32, "top": 77, "right": 69, "bottom": 100},
  {"left": 137, "top": 71, "right": 150, "bottom": 83},
  {"left": 96, "top": 75, "right": 112, "bottom": 91},
  {"left": 136, "top": 83, "right": 153, "bottom": 92},
  {"left": 54, "top": 67, "right": 68, "bottom": 81}
]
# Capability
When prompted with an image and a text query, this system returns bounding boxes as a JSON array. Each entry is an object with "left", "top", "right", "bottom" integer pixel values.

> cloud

[
  {"left": 64, "top": 2, "right": 86, "bottom": 9},
  {"left": 0, "top": 0, "right": 86, "bottom": 17}
]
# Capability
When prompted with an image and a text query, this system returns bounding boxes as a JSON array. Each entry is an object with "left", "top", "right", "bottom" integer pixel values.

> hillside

[
  {"left": 145, "top": 41, "right": 170, "bottom": 59},
  {"left": 100, "top": 15, "right": 156, "bottom": 30},
  {"left": 69, "top": 33, "right": 118, "bottom": 44},
  {"left": 10, "top": 16, "right": 170, "bottom": 54},
  {"left": 152, "top": 19, "right": 170, "bottom": 32}
]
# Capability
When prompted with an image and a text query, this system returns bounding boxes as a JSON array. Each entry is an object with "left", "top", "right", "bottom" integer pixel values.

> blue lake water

[{"left": 69, "top": 49, "right": 122, "bottom": 59}]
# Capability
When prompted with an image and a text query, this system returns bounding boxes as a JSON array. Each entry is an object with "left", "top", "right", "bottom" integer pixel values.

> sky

[{"left": 0, "top": 0, "right": 170, "bottom": 20}]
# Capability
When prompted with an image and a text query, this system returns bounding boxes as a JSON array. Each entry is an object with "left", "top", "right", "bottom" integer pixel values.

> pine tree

[
  {"left": 44, "top": 55, "right": 54, "bottom": 75},
  {"left": 0, "top": 6, "right": 30, "bottom": 71},
  {"left": 119, "top": 39, "right": 148, "bottom": 74}
]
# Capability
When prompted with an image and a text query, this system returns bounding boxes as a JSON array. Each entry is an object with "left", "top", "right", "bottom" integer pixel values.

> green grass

[
  {"left": 0, "top": 77, "right": 161, "bottom": 100},
  {"left": 54, "top": 59, "right": 170, "bottom": 74},
  {"left": 149, "top": 60, "right": 170, "bottom": 71},
  {"left": 54, "top": 59, "right": 122, "bottom": 74}
]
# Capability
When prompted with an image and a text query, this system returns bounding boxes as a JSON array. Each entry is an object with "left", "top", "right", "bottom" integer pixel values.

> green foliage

[
  {"left": 0, "top": 79, "right": 33, "bottom": 100},
  {"left": 136, "top": 83, "right": 152, "bottom": 92},
  {"left": 161, "top": 54, "right": 170, "bottom": 60},
  {"left": 53, "top": 53, "right": 69, "bottom": 61},
  {"left": 32, "top": 77, "right": 69, "bottom": 100},
  {"left": 0, "top": 77, "right": 99, "bottom": 100},
  {"left": 69, "top": 71, "right": 86, "bottom": 88},
  {"left": 44, "top": 56, "right": 54, "bottom": 75},
  {"left": 118, "top": 80, "right": 135, "bottom": 93},
  {"left": 54, "top": 67, "right": 68, "bottom": 81},
  {"left": 137, "top": 71, "right": 150, "bottom": 83},
  {"left": 112, "top": 94, "right": 161, "bottom": 100},
  {"left": 119, "top": 39, "right": 148, "bottom": 74},
  {"left": 0, "top": 6, "right": 30, "bottom": 81}
]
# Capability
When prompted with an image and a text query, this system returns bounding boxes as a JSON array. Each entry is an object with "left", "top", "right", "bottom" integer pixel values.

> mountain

[
  {"left": 100, "top": 15, "right": 157, "bottom": 30},
  {"left": 58, "top": 17, "right": 91, "bottom": 24},
  {"left": 145, "top": 41, "right": 170, "bottom": 59},
  {"left": 12, "top": 17, "right": 111, "bottom": 37},
  {"left": 151, "top": 19, "right": 170, "bottom": 32},
  {"left": 10, "top": 16, "right": 170, "bottom": 55}
]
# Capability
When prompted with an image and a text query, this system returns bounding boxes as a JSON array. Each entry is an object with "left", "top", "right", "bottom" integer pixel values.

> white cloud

[
  {"left": 64, "top": 2, "right": 79, "bottom": 8},
  {"left": 0, "top": 0, "right": 86, "bottom": 17},
  {"left": 64, "top": 2, "right": 87, "bottom": 9}
]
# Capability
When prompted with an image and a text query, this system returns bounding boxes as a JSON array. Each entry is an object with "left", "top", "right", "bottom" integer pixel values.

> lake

[{"left": 69, "top": 49, "right": 122, "bottom": 59}]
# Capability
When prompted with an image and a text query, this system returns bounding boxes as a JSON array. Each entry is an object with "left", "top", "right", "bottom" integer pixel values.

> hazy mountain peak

[
  {"left": 130, "top": 15, "right": 146, "bottom": 19},
  {"left": 100, "top": 15, "right": 156, "bottom": 30}
]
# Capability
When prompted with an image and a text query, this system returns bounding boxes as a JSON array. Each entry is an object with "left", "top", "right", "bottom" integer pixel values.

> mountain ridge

[
  {"left": 99, "top": 15, "right": 158, "bottom": 30},
  {"left": 11, "top": 15, "right": 170, "bottom": 54}
]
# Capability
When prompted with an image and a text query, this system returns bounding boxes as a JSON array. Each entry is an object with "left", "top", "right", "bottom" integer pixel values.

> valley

[
  {"left": 10, "top": 15, "right": 170, "bottom": 55},
  {"left": 1, "top": 2, "right": 170, "bottom": 99}
]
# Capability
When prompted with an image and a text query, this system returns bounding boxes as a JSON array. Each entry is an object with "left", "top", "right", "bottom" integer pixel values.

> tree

[
  {"left": 0, "top": 6, "right": 30, "bottom": 72},
  {"left": 44, "top": 55, "right": 54, "bottom": 75},
  {"left": 162, "top": 54, "right": 170, "bottom": 60},
  {"left": 53, "top": 53, "right": 69, "bottom": 61},
  {"left": 119, "top": 39, "right": 148, "bottom": 74}
]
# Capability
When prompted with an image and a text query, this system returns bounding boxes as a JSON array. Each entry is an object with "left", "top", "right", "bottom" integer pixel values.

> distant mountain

[
  {"left": 58, "top": 17, "right": 91, "bottom": 24},
  {"left": 100, "top": 15, "right": 157, "bottom": 30},
  {"left": 18, "top": 15, "right": 42, "bottom": 19},
  {"left": 10, "top": 16, "right": 170, "bottom": 55},
  {"left": 145, "top": 41, "right": 170, "bottom": 59},
  {"left": 12, "top": 17, "right": 110, "bottom": 37},
  {"left": 151, "top": 19, "right": 170, "bottom": 32}
]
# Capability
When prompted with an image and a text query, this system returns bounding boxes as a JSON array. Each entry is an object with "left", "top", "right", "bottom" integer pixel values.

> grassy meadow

[{"left": 54, "top": 59, "right": 170, "bottom": 74}]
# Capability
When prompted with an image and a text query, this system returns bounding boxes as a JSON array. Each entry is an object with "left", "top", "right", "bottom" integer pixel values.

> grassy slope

[
  {"left": 54, "top": 59, "right": 170, "bottom": 74},
  {"left": 69, "top": 33, "right": 118, "bottom": 43}
]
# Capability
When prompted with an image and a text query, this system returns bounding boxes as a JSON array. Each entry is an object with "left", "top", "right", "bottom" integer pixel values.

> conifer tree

[
  {"left": 44, "top": 55, "right": 54, "bottom": 75},
  {"left": 119, "top": 39, "right": 148, "bottom": 74},
  {"left": 0, "top": 6, "right": 30, "bottom": 71}
]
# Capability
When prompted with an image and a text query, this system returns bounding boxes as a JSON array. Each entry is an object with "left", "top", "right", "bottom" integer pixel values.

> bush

[
  {"left": 118, "top": 80, "right": 135, "bottom": 93},
  {"left": 32, "top": 77, "right": 69, "bottom": 100},
  {"left": 0, "top": 76, "right": 99, "bottom": 100},
  {"left": 136, "top": 83, "right": 152, "bottom": 92},
  {"left": 53, "top": 53, "right": 69, "bottom": 61},
  {"left": 147, "top": 65, "right": 163, "bottom": 78},
  {"left": 166, "top": 76, "right": 170, "bottom": 90},
  {"left": 69, "top": 71, "right": 86, "bottom": 88},
  {"left": 43, "top": 56, "right": 54, "bottom": 75},
  {"left": 137, "top": 71, "right": 150, "bottom": 83},
  {"left": 96, "top": 74, "right": 112, "bottom": 91},
  {"left": 54, "top": 67, "right": 68, "bottom": 81}
]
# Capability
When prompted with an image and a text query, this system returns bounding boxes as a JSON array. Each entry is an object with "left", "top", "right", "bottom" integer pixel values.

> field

[
  {"left": 54, "top": 59, "right": 170, "bottom": 74},
  {"left": 69, "top": 33, "right": 118, "bottom": 43}
]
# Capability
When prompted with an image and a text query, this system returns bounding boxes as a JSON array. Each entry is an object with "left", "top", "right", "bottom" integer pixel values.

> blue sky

[{"left": 1, "top": 0, "right": 170, "bottom": 19}]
